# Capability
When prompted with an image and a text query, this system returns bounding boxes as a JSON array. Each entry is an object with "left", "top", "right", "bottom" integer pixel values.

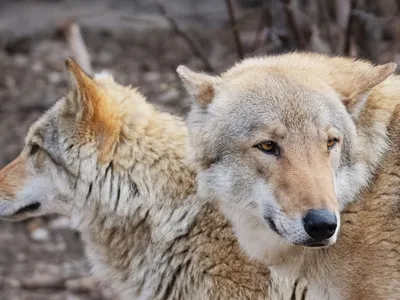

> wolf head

[
  {"left": 178, "top": 53, "right": 396, "bottom": 248},
  {"left": 0, "top": 59, "right": 192, "bottom": 222}
]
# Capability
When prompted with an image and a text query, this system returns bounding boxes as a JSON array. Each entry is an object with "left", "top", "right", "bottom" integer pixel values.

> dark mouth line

[
  {"left": 14, "top": 202, "right": 41, "bottom": 215},
  {"left": 264, "top": 217, "right": 331, "bottom": 248},
  {"left": 265, "top": 217, "right": 280, "bottom": 235},
  {"left": 299, "top": 241, "right": 329, "bottom": 248},
  {"left": 307, "top": 243, "right": 327, "bottom": 248}
]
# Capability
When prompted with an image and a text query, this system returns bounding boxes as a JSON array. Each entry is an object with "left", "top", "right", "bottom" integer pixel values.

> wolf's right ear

[
  {"left": 176, "top": 65, "right": 220, "bottom": 108},
  {"left": 342, "top": 62, "right": 397, "bottom": 119},
  {"left": 64, "top": 58, "right": 121, "bottom": 162}
]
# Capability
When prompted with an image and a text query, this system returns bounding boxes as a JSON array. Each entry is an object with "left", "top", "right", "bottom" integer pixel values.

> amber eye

[
  {"left": 255, "top": 141, "right": 280, "bottom": 156},
  {"left": 29, "top": 144, "right": 40, "bottom": 156},
  {"left": 327, "top": 138, "right": 338, "bottom": 150}
]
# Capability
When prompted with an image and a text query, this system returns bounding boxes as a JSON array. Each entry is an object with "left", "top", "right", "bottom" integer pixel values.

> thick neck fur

[
  {"left": 70, "top": 161, "right": 285, "bottom": 300},
  {"left": 66, "top": 73, "right": 208, "bottom": 298},
  {"left": 70, "top": 145, "right": 203, "bottom": 299}
]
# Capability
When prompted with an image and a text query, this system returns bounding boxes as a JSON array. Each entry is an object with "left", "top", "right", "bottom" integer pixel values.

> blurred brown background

[{"left": 0, "top": 0, "right": 398, "bottom": 299}]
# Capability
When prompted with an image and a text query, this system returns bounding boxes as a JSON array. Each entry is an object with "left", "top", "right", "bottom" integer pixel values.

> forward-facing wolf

[
  {"left": 0, "top": 59, "right": 307, "bottom": 300},
  {"left": 178, "top": 53, "right": 400, "bottom": 299}
]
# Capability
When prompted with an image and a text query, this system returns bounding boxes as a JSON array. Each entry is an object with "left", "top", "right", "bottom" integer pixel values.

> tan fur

[
  {"left": 197, "top": 82, "right": 215, "bottom": 106},
  {"left": 65, "top": 58, "right": 122, "bottom": 162},
  {"left": 270, "top": 152, "right": 338, "bottom": 216},
  {"left": 270, "top": 105, "right": 400, "bottom": 299},
  {"left": 179, "top": 52, "right": 400, "bottom": 299},
  {"left": 177, "top": 67, "right": 219, "bottom": 108},
  {"left": 0, "top": 154, "right": 27, "bottom": 198},
  {"left": 0, "top": 61, "right": 306, "bottom": 299}
]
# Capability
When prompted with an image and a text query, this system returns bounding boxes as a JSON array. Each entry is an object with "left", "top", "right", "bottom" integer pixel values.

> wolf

[
  {"left": 177, "top": 52, "right": 400, "bottom": 299},
  {"left": 0, "top": 59, "right": 307, "bottom": 300}
]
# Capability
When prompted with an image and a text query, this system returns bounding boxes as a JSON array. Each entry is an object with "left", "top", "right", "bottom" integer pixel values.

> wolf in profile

[
  {"left": 178, "top": 53, "right": 400, "bottom": 299},
  {"left": 0, "top": 59, "right": 307, "bottom": 300}
]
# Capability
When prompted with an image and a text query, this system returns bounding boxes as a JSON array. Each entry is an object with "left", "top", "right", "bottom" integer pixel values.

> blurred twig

[
  {"left": 389, "top": 10, "right": 400, "bottom": 62},
  {"left": 58, "top": 20, "right": 93, "bottom": 76},
  {"left": 337, "top": 0, "right": 354, "bottom": 55},
  {"left": 16, "top": 275, "right": 98, "bottom": 293},
  {"left": 155, "top": 0, "right": 215, "bottom": 72},
  {"left": 252, "top": 0, "right": 270, "bottom": 52},
  {"left": 1, "top": 105, "right": 50, "bottom": 113},
  {"left": 281, "top": 0, "right": 306, "bottom": 49},
  {"left": 336, "top": 0, "right": 352, "bottom": 32},
  {"left": 344, "top": 8, "right": 355, "bottom": 55},
  {"left": 350, "top": 9, "right": 388, "bottom": 59},
  {"left": 21, "top": 277, "right": 65, "bottom": 290},
  {"left": 224, "top": 0, "right": 244, "bottom": 60}
]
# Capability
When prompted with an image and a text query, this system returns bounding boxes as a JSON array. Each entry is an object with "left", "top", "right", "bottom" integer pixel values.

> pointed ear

[
  {"left": 65, "top": 58, "right": 121, "bottom": 162},
  {"left": 176, "top": 65, "right": 220, "bottom": 108},
  {"left": 343, "top": 62, "right": 397, "bottom": 118}
]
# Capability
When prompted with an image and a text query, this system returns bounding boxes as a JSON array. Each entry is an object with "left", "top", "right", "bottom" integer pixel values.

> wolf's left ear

[
  {"left": 176, "top": 65, "right": 220, "bottom": 108},
  {"left": 343, "top": 62, "right": 397, "bottom": 118},
  {"left": 65, "top": 58, "right": 121, "bottom": 162}
]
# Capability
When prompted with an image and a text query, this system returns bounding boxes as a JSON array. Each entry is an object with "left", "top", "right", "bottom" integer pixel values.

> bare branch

[
  {"left": 155, "top": 0, "right": 215, "bottom": 72},
  {"left": 0, "top": 105, "right": 50, "bottom": 113},
  {"left": 308, "top": 25, "right": 332, "bottom": 53},
  {"left": 252, "top": 0, "right": 271, "bottom": 52},
  {"left": 343, "top": 8, "right": 355, "bottom": 55},
  {"left": 21, "top": 277, "right": 65, "bottom": 290},
  {"left": 224, "top": 0, "right": 244, "bottom": 60},
  {"left": 335, "top": 0, "right": 353, "bottom": 54},
  {"left": 281, "top": 0, "right": 307, "bottom": 49},
  {"left": 350, "top": 9, "right": 387, "bottom": 60},
  {"left": 19, "top": 275, "right": 98, "bottom": 293},
  {"left": 58, "top": 20, "right": 93, "bottom": 76},
  {"left": 336, "top": 0, "right": 352, "bottom": 31}
]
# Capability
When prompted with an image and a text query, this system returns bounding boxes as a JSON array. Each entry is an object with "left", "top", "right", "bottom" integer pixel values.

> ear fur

[
  {"left": 176, "top": 65, "right": 220, "bottom": 108},
  {"left": 343, "top": 62, "right": 397, "bottom": 118},
  {"left": 65, "top": 58, "right": 121, "bottom": 162}
]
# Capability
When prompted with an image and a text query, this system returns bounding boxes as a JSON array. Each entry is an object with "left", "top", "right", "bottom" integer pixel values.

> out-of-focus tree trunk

[{"left": 239, "top": 0, "right": 400, "bottom": 63}]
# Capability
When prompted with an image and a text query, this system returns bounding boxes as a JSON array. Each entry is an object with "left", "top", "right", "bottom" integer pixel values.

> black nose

[{"left": 303, "top": 209, "right": 337, "bottom": 241}]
